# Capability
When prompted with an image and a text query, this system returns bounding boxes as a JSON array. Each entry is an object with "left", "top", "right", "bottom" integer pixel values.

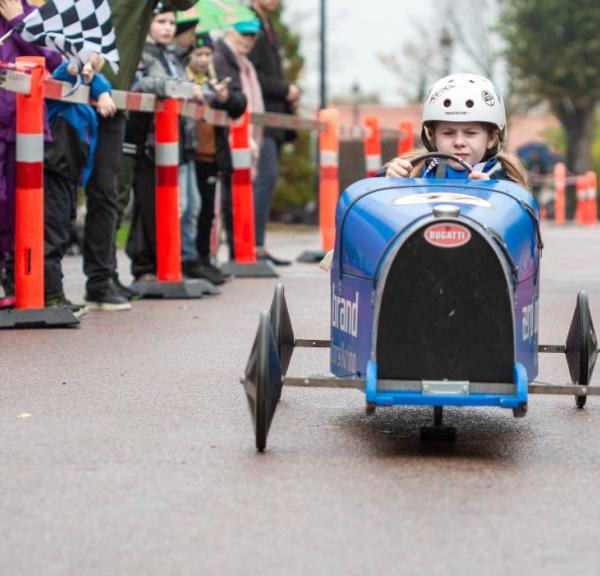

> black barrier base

[
  {"left": 220, "top": 261, "right": 278, "bottom": 278},
  {"left": 0, "top": 307, "right": 79, "bottom": 329},
  {"left": 296, "top": 249, "right": 326, "bottom": 264},
  {"left": 130, "top": 278, "right": 219, "bottom": 299}
]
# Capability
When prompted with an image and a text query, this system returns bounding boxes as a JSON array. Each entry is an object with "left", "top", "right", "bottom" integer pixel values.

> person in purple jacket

[{"left": 0, "top": 0, "right": 61, "bottom": 307}]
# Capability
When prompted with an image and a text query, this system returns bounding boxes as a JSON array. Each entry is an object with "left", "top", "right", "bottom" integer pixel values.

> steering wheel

[{"left": 408, "top": 152, "right": 474, "bottom": 173}]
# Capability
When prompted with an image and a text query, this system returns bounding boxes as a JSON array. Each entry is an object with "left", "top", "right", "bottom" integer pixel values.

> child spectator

[
  {"left": 181, "top": 32, "right": 246, "bottom": 284},
  {"left": 174, "top": 16, "right": 202, "bottom": 278},
  {"left": 122, "top": 9, "right": 202, "bottom": 282},
  {"left": 44, "top": 55, "right": 116, "bottom": 315},
  {"left": 0, "top": 0, "right": 62, "bottom": 307}
]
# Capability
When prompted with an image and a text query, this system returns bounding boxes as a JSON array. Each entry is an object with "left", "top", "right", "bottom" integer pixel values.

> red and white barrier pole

[
  {"left": 584, "top": 171, "right": 598, "bottom": 225},
  {"left": 319, "top": 109, "right": 339, "bottom": 252},
  {"left": 155, "top": 98, "right": 182, "bottom": 282},
  {"left": 15, "top": 56, "right": 45, "bottom": 310},
  {"left": 553, "top": 162, "right": 566, "bottom": 225},
  {"left": 230, "top": 110, "right": 256, "bottom": 263},
  {"left": 575, "top": 174, "right": 586, "bottom": 225},
  {"left": 398, "top": 121, "right": 414, "bottom": 156},
  {"left": 363, "top": 116, "right": 381, "bottom": 177}
]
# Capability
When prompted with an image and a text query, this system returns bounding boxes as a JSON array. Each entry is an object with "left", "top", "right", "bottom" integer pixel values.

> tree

[
  {"left": 501, "top": 0, "right": 600, "bottom": 174},
  {"left": 268, "top": 2, "right": 315, "bottom": 219},
  {"left": 378, "top": 0, "right": 505, "bottom": 105}
]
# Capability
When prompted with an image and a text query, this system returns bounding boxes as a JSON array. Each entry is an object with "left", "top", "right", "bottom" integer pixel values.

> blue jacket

[
  {"left": 421, "top": 157, "right": 510, "bottom": 180},
  {"left": 46, "top": 62, "right": 112, "bottom": 185}
]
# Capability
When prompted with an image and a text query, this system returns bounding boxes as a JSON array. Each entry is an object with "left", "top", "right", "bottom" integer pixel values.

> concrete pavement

[{"left": 1, "top": 223, "right": 599, "bottom": 575}]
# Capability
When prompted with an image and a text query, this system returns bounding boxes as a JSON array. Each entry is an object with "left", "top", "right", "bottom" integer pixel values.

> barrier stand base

[
  {"left": 296, "top": 249, "right": 326, "bottom": 264},
  {"left": 130, "top": 279, "right": 219, "bottom": 299},
  {"left": 0, "top": 307, "right": 79, "bottom": 329},
  {"left": 220, "top": 261, "right": 278, "bottom": 278}
]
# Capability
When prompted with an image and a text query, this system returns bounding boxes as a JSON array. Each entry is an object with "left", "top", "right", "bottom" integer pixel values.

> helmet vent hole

[
  {"left": 443, "top": 99, "right": 452, "bottom": 108},
  {"left": 466, "top": 99, "right": 474, "bottom": 108}
]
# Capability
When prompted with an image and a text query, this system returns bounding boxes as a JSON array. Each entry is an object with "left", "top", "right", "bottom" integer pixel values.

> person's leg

[
  {"left": 0, "top": 141, "right": 17, "bottom": 301},
  {"left": 0, "top": 140, "right": 16, "bottom": 260},
  {"left": 43, "top": 169, "right": 74, "bottom": 300},
  {"left": 0, "top": 141, "right": 16, "bottom": 306},
  {"left": 195, "top": 161, "right": 218, "bottom": 261},
  {"left": 126, "top": 156, "right": 157, "bottom": 279},
  {"left": 253, "top": 135, "right": 280, "bottom": 249},
  {"left": 179, "top": 161, "right": 200, "bottom": 263},
  {"left": 83, "top": 113, "right": 126, "bottom": 294},
  {"left": 220, "top": 171, "right": 235, "bottom": 260}
]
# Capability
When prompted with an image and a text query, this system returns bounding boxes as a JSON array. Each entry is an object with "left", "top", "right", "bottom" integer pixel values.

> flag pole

[{"left": 0, "top": 28, "right": 14, "bottom": 45}]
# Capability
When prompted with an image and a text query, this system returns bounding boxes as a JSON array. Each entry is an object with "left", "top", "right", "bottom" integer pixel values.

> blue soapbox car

[{"left": 242, "top": 153, "right": 599, "bottom": 450}]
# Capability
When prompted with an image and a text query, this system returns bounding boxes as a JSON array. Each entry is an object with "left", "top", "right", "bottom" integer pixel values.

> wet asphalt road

[{"left": 1, "top": 223, "right": 600, "bottom": 575}]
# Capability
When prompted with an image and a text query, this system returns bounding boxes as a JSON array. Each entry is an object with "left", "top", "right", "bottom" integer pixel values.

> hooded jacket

[
  {"left": 124, "top": 40, "right": 197, "bottom": 163},
  {"left": 0, "top": 0, "right": 62, "bottom": 142}
]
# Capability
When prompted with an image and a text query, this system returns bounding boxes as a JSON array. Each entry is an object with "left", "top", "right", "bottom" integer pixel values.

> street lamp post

[{"left": 319, "top": 0, "right": 326, "bottom": 109}]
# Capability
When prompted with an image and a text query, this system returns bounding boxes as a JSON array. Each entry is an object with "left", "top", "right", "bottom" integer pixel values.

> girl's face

[
  {"left": 188, "top": 47, "right": 213, "bottom": 74},
  {"left": 429, "top": 122, "right": 498, "bottom": 170},
  {"left": 150, "top": 12, "right": 176, "bottom": 45}
]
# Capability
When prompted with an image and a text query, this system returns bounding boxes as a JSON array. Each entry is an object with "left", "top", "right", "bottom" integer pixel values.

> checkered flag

[{"left": 14, "top": 0, "right": 120, "bottom": 73}]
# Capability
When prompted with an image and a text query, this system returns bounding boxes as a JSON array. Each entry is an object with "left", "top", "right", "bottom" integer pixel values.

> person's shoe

[
  {"left": 134, "top": 273, "right": 157, "bottom": 283},
  {"left": 110, "top": 274, "right": 139, "bottom": 300},
  {"left": 201, "top": 255, "right": 231, "bottom": 279},
  {"left": 0, "top": 294, "right": 15, "bottom": 309},
  {"left": 182, "top": 260, "right": 225, "bottom": 285},
  {"left": 256, "top": 249, "right": 291, "bottom": 266},
  {"left": 45, "top": 293, "right": 88, "bottom": 318},
  {"left": 84, "top": 287, "right": 132, "bottom": 311},
  {"left": 0, "top": 280, "right": 15, "bottom": 309}
]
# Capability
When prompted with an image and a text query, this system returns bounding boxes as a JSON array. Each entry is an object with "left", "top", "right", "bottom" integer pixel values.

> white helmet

[{"left": 421, "top": 73, "right": 506, "bottom": 150}]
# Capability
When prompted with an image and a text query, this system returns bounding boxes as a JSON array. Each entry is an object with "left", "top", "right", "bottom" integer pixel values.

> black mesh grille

[{"left": 376, "top": 223, "right": 514, "bottom": 382}]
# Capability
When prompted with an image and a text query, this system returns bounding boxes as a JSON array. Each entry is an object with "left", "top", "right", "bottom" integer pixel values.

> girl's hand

[
  {"left": 96, "top": 92, "right": 117, "bottom": 118},
  {"left": 0, "top": 0, "right": 24, "bottom": 21},
  {"left": 385, "top": 157, "right": 413, "bottom": 178},
  {"left": 469, "top": 171, "right": 491, "bottom": 181}
]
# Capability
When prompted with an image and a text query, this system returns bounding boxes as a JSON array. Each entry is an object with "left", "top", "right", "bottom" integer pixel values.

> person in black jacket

[
  {"left": 183, "top": 32, "right": 247, "bottom": 283},
  {"left": 248, "top": 0, "right": 300, "bottom": 266},
  {"left": 212, "top": 35, "right": 249, "bottom": 261}
]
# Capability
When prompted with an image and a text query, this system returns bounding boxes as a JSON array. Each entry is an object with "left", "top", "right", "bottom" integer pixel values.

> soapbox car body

[{"left": 242, "top": 153, "right": 598, "bottom": 450}]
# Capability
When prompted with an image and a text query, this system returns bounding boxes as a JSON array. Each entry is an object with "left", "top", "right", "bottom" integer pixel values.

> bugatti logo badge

[
  {"left": 482, "top": 90, "right": 495, "bottom": 106},
  {"left": 424, "top": 224, "right": 471, "bottom": 248}
]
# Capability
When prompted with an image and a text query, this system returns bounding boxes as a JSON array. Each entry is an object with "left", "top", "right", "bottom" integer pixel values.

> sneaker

[
  {"left": 201, "top": 255, "right": 231, "bottom": 279},
  {"left": 182, "top": 260, "right": 225, "bottom": 285},
  {"left": 0, "top": 294, "right": 15, "bottom": 309},
  {"left": 45, "top": 293, "right": 88, "bottom": 318},
  {"left": 85, "top": 287, "right": 132, "bottom": 311},
  {"left": 110, "top": 274, "right": 139, "bottom": 300},
  {"left": 0, "top": 279, "right": 15, "bottom": 309}
]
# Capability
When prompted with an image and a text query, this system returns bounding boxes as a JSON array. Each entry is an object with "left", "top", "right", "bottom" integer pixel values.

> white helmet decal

[{"left": 422, "top": 73, "right": 506, "bottom": 131}]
